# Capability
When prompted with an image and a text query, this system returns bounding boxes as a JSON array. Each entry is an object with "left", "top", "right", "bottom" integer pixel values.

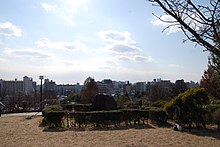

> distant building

[
  {"left": 123, "top": 81, "right": 133, "bottom": 95},
  {"left": 23, "top": 76, "right": 36, "bottom": 95},
  {"left": 186, "top": 81, "right": 199, "bottom": 89},
  {"left": 97, "top": 79, "right": 114, "bottom": 95},
  {"left": 57, "top": 83, "right": 82, "bottom": 96},
  {"left": 0, "top": 76, "right": 37, "bottom": 111},
  {"left": 175, "top": 79, "right": 187, "bottom": 93},
  {"left": 134, "top": 82, "right": 146, "bottom": 94},
  {"left": 145, "top": 78, "right": 174, "bottom": 100},
  {"left": 44, "top": 79, "right": 57, "bottom": 99},
  {"left": 112, "top": 81, "right": 125, "bottom": 96},
  {"left": 0, "top": 76, "right": 36, "bottom": 97},
  {"left": 2, "top": 79, "right": 23, "bottom": 96}
]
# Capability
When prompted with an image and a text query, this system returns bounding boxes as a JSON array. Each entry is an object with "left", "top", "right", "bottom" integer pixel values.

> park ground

[{"left": 0, "top": 116, "right": 220, "bottom": 147}]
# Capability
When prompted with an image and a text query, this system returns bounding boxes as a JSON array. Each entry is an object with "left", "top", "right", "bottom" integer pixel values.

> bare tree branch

[{"left": 148, "top": 0, "right": 220, "bottom": 57}]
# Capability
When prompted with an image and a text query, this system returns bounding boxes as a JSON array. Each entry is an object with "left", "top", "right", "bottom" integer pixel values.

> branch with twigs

[{"left": 148, "top": 0, "right": 220, "bottom": 57}]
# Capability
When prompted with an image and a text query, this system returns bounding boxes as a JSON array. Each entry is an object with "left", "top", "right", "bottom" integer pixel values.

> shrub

[
  {"left": 148, "top": 108, "right": 167, "bottom": 124},
  {"left": 92, "top": 94, "right": 117, "bottom": 110},
  {"left": 42, "top": 105, "right": 64, "bottom": 128},
  {"left": 164, "top": 88, "right": 210, "bottom": 125},
  {"left": 66, "top": 108, "right": 167, "bottom": 128},
  {"left": 42, "top": 105, "right": 63, "bottom": 113},
  {"left": 213, "top": 109, "right": 220, "bottom": 132},
  {"left": 149, "top": 100, "right": 166, "bottom": 108},
  {"left": 44, "top": 111, "right": 65, "bottom": 128}
]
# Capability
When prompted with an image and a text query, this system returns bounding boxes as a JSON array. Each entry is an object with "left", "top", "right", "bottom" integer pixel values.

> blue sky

[{"left": 0, "top": 0, "right": 209, "bottom": 84}]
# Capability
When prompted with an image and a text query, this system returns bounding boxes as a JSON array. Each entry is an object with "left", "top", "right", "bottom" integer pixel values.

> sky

[{"left": 0, "top": 0, "right": 209, "bottom": 84}]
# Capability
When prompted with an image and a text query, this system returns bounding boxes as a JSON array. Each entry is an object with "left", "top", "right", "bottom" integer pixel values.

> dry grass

[{"left": 0, "top": 116, "right": 220, "bottom": 147}]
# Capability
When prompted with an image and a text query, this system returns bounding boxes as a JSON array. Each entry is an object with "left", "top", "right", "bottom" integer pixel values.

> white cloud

[
  {"left": 116, "top": 55, "right": 132, "bottom": 62},
  {"left": 98, "top": 30, "right": 142, "bottom": 55},
  {"left": 116, "top": 55, "right": 154, "bottom": 63},
  {"left": 0, "top": 58, "right": 6, "bottom": 63},
  {"left": 40, "top": 0, "right": 89, "bottom": 26},
  {"left": 35, "top": 38, "right": 88, "bottom": 52},
  {"left": 108, "top": 43, "right": 142, "bottom": 54},
  {"left": 0, "top": 22, "right": 22, "bottom": 37},
  {"left": 168, "top": 64, "right": 182, "bottom": 68},
  {"left": 151, "top": 15, "right": 181, "bottom": 34},
  {"left": 134, "top": 55, "right": 154, "bottom": 62},
  {"left": 4, "top": 48, "right": 53, "bottom": 59},
  {"left": 40, "top": 2, "right": 56, "bottom": 12},
  {"left": 97, "top": 30, "right": 136, "bottom": 44},
  {"left": 60, "top": 60, "right": 75, "bottom": 66},
  {"left": 97, "top": 30, "right": 154, "bottom": 65}
]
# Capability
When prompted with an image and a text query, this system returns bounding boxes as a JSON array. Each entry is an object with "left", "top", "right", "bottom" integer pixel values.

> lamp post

[{"left": 39, "top": 76, "right": 44, "bottom": 111}]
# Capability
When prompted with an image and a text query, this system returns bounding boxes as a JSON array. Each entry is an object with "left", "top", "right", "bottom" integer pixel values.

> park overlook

[{"left": 0, "top": 0, "right": 220, "bottom": 146}]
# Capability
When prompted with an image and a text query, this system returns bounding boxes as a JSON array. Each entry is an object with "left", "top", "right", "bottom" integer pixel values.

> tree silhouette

[
  {"left": 148, "top": 0, "right": 220, "bottom": 57},
  {"left": 80, "top": 77, "right": 98, "bottom": 103},
  {"left": 200, "top": 66, "right": 220, "bottom": 99}
]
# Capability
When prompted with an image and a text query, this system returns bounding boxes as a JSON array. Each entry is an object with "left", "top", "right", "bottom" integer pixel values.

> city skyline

[
  {"left": 0, "top": 0, "right": 209, "bottom": 84},
  {"left": 0, "top": 75, "right": 198, "bottom": 86}
]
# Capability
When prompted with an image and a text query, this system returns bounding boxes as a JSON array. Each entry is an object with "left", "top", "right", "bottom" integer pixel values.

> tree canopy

[
  {"left": 164, "top": 88, "right": 210, "bottom": 124},
  {"left": 200, "top": 66, "right": 220, "bottom": 99}
]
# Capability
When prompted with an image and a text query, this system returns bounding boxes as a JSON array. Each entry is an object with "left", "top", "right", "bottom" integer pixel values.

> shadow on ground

[
  {"left": 188, "top": 127, "right": 220, "bottom": 140},
  {"left": 42, "top": 123, "right": 156, "bottom": 132}
]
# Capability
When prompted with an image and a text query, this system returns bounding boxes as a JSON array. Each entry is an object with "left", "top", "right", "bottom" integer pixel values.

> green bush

[
  {"left": 149, "top": 100, "right": 166, "bottom": 108},
  {"left": 144, "top": 107, "right": 167, "bottom": 124},
  {"left": 42, "top": 105, "right": 64, "bottom": 128},
  {"left": 42, "top": 105, "right": 63, "bottom": 113},
  {"left": 213, "top": 109, "right": 220, "bottom": 122},
  {"left": 202, "top": 104, "right": 220, "bottom": 124},
  {"left": 213, "top": 109, "right": 220, "bottom": 132},
  {"left": 164, "top": 88, "right": 210, "bottom": 125}
]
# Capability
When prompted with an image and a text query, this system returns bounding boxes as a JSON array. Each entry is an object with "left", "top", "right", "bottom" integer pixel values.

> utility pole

[{"left": 39, "top": 76, "right": 44, "bottom": 111}]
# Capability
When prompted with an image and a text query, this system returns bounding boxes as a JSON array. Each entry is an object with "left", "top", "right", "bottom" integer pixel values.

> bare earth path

[{"left": 0, "top": 116, "right": 220, "bottom": 147}]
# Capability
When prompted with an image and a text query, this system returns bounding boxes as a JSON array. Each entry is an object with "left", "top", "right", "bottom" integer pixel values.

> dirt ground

[{"left": 0, "top": 116, "right": 220, "bottom": 147}]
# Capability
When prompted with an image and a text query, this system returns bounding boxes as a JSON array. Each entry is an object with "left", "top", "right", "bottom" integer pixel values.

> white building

[{"left": 23, "top": 76, "right": 36, "bottom": 95}]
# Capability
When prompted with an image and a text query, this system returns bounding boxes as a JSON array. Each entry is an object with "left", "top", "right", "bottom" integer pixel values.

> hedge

[
  {"left": 65, "top": 108, "right": 167, "bottom": 128},
  {"left": 42, "top": 106, "right": 167, "bottom": 128},
  {"left": 42, "top": 105, "right": 64, "bottom": 128}
]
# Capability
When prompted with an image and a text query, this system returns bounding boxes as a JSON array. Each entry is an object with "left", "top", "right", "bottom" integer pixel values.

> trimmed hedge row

[
  {"left": 72, "top": 109, "right": 167, "bottom": 127},
  {"left": 42, "top": 106, "right": 167, "bottom": 128},
  {"left": 43, "top": 111, "right": 65, "bottom": 128},
  {"left": 68, "top": 110, "right": 123, "bottom": 127}
]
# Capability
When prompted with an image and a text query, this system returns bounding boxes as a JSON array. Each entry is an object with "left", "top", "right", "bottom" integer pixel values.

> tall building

[
  {"left": 3, "top": 79, "right": 23, "bottom": 96},
  {"left": 134, "top": 82, "right": 146, "bottom": 94},
  {"left": 23, "top": 76, "right": 36, "bottom": 95},
  {"left": 44, "top": 79, "right": 57, "bottom": 99},
  {"left": 0, "top": 76, "right": 36, "bottom": 97},
  {"left": 123, "top": 81, "right": 133, "bottom": 95}
]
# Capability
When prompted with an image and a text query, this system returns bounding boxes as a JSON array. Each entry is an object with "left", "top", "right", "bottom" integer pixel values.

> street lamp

[{"left": 39, "top": 76, "right": 44, "bottom": 111}]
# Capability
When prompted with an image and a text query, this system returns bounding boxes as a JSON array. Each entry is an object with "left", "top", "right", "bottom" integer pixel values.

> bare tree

[{"left": 148, "top": 0, "right": 220, "bottom": 57}]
